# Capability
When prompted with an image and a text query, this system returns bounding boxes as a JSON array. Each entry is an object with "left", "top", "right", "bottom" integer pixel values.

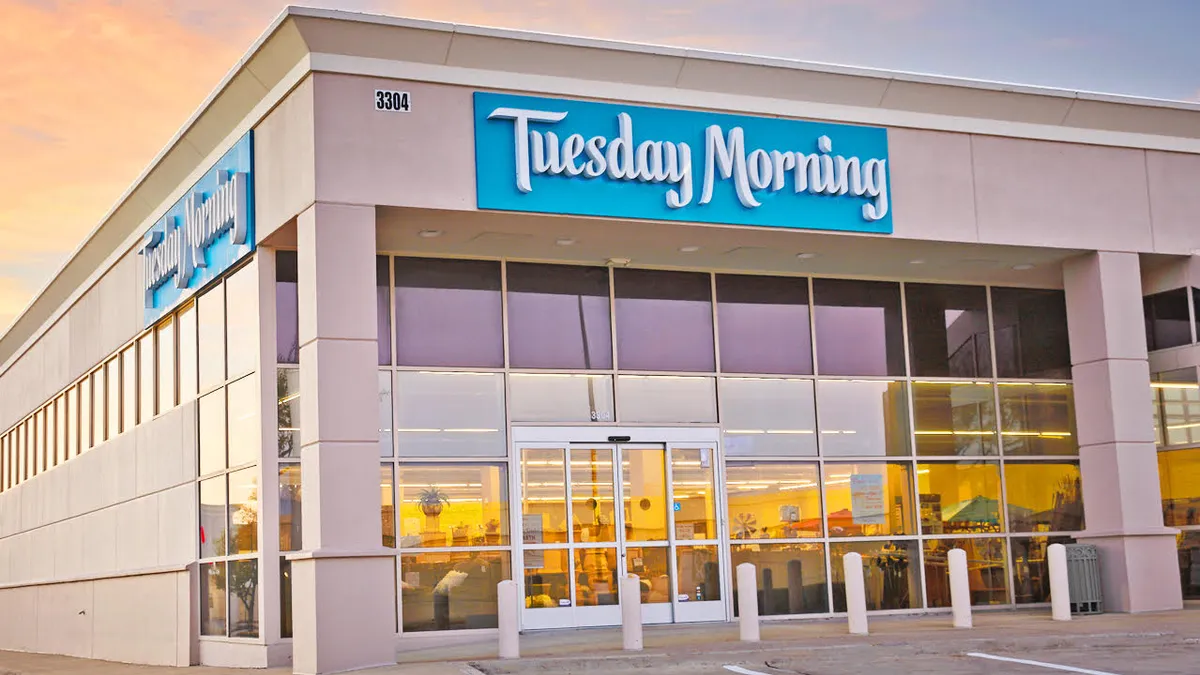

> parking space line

[{"left": 967, "top": 652, "right": 1121, "bottom": 674}]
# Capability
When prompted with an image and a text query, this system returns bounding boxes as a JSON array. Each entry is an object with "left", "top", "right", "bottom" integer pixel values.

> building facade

[{"left": 0, "top": 7, "right": 1198, "bottom": 673}]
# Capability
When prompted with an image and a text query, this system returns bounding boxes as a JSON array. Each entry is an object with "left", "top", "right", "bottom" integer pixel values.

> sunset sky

[{"left": 2, "top": 0, "right": 1199, "bottom": 333}]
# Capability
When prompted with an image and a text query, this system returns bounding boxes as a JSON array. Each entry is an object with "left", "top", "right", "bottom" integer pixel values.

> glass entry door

[{"left": 518, "top": 441, "right": 725, "bottom": 629}]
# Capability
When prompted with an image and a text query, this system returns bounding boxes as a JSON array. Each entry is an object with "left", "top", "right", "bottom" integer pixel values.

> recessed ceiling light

[
  {"left": 1012, "top": 263, "right": 1035, "bottom": 271},
  {"left": 909, "top": 259, "right": 926, "bottom": 265},
  {"left": 679, "top": 245, "right": 701, "bottom": 253},
  {"left": 418, "top": 229, "right": 442, "bottom": 238},
  {"left": 795, "top": 252, "right": 818, "bottom": 259},
  {"left": 555, "top": 238, "right": 577, "bottom": 246}
]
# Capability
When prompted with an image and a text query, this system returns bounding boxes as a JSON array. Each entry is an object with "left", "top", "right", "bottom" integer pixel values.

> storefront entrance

[{"left": 513, "top": 428, "right": 727, "bottom": 629}]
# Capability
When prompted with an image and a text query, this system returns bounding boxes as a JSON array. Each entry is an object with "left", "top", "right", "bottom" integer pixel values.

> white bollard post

[
  {"left": 736, "top": 562, "right": 760, "bottom": 642},
  {"left": 497, "top": 579, "right": 520, "bottom": 659},
  {"left": 948, "top": 548, "right": 972, "bottom": 629},
  {"left": 621, "top": 574, "right": 643, "bottom": 651},
  {"left": 843, "top": 552, "right": 868, "bottom": 635},
  {"left": 1048, "top": 543, "right": 1071, "bottom": 621}
]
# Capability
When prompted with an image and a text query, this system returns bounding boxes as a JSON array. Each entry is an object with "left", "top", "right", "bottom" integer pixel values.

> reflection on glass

[
  {"left": 614, "top": 268, "right": 715, "bottom": 372},
  {"left": 106, "top": 358, "right": 119, "bottom": 438},
  {"left": 122, "top": 346, "right": 137, "bottom": 431},
  {"left": 379, "top": 371, "right": 393, "bottom": 457},
  {"left": 394, "top": 257, "right": 503, "bottom": 368},
  {"left": 227, "top": 559, "right": 259, "bottom": 638},
  {"left": 91, "top": 369, "right": 104, "bottom": 446},
  {"left": 397, "top": 464, "right": 509, "bottom": 548},
  {"left": 672, "top": 448, "right": 717, "bottom": 540},
  {"left": 831, "top": 540, "right": 922, "bottom": 610},
  {"left": 676, "top": 545, "right": 721, "bottom": 602},
  {"left": 913, "top": 382, "right": 997, "bottom": 456},
  {"left": 138, "top": 332, "right": 155, "bottom": 424},
  {"left": 157, "top": 317, "right": 176, "bottom": 411},
  {"left": 813, "top": 278, "right": 905, "bottom": 376},
  {"left": 1153, "top": 370, "right": 1200, "bottom": 447},
  {"left": 905, "top": 283, "right": 992, "bottom": 378},
  {"left": 626, "top": 546, "right": 671, "bottom": 603},
  {"left": 1005, "top": 462, "right": 1083, "bottom": 532},
  {"left": 276, "top": 250, "right": 299, "bottom": 364},
  {"left": 917, "top": 461, "right": 1003, "bottom": 534},
  {"left": 1144, "top": 288, "right": 1192, "bottom": 351},
  {"left": 731, "top": 543, "right": 828, "bottom": 615},
  {"left": 395, "top": 371, "right": 506, "bottom": 458},
  {"left": 382, "top": 464, "right": 395, "bottom": 548},
  {"left": 998, "top": 383, "right": 1077, "bottom": 456},
  {"left": 815, "top": 380, "right": 910, "bottom": 457},
  {"left": 574, "top": 547, "right": 619, "bottom": 606},
  {"left": 200, "top": 476, "right": 227, "bottom": 558},
  {"left": 721, "top": 378, "right": 817, "bottom": 457},
  {"left": 716, "top": 274, "right": 812, "bottom": 375},
  {"left": 1011, "top": 536, "right": 1072, "bottom": 603},
  {"left": 280, "top": 560, "right": 293, "bottom": 639},
  {"left": 377, "top": 256, "right": 392, "bottom": 366},
  {"left": 225, "top": 265, "right": 258, "bottom": 378},
  {"left": 571, "top": 448, "right": 616, "bottom": 543},
  {"left": 507, "top": 263, "right": 613, "bottom": 369},
  {"left": 67, "top": 386, "right": 77, "bottom": 459},
  {"left": 1179, "top": 531, "right": 1200, "bottom": 599},
  {"left": 617, "top": 375, "right": 717, "bottom": 423},
  {"left": 623, "top": 447, "right": 668, "bottom": 542},
  {"left": 228, "top": 467, "right": 258, "bottom": 555},
  {"left": 198, "top": 285, "right": 227, "bottom": 390},
  {"left": 923, "top": 538, "right": 1008, "bottom": 607},
  {"left": 823, "top": 462, "right": 914, "bottom": 537},
  {"left": 991, "top": 287, "right": 1071, "bottom": 379},
  {"left": 400, "top": 551, "right": 511, "bottom": 631},
  {"left": 524, "top": 549, "right": 571, "bottom": 608},
  {"left": 279, "top": 465, "right": 302, "bottom": 552},
  {"left": 277, "top": 368, "right": 300, "bottom": 459},
  {"left": 227, "top": 375, "right": 259, "bottom": 468},
  {"left": 200, "top": 562, "right": 227, "bottom": 636},
  {"left": 726, "top": 462, "right": 822, "bottom": 539},
  {"left": 1159, "top": 448, "right": 1200, "bottom": 527},
  {"left": 199, "top": 391, "right": 226, "bottom": 476},
  {"left": 509, "top": 374, "right": 615, "bottom": 423},
  {"left": 521, "top": 448, "right": 568, "bottom": 545}
]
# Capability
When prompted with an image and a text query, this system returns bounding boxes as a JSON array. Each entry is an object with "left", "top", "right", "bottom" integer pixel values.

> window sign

[
  {"left": 474, "top": 92, "right": 891, "bottom": 234},
  {"left": 849, "top": 473, "right": 885, "bottom": 525},
  {"left": 139, "top": 132, "right": 255, "bottom": 326}
]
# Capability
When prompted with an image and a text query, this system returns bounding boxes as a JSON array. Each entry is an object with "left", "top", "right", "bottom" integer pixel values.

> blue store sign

[
  {"left": 139, "top": 132, "right": 255, "bottom": 327},
  {"left": 474, "top": 93, "right": 891, "bottom": 234}
]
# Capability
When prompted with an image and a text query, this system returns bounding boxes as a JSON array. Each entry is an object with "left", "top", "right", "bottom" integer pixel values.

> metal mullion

[
  {"left": 1190, "top": 286, "right": 1198, "bottom": 346},
  {"left": 808, "top": 276, "right": 820, "bottom": 377},
  {"left": 608, "top": 267, "right": 621, "bottom": 422}
]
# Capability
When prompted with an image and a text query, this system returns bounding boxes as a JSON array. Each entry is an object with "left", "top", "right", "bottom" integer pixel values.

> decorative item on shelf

[
  {"left": 733, "top": 513, "right": 758, "bottom": 539},
  {"left": 418, "top": 487, "right": 450, "bottom": 517}
]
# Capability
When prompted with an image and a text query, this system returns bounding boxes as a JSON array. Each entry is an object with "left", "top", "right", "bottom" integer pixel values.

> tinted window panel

[
  {"left": 394, "top": 258, "right": 503, "bottom": 368},
  {"left": 906, "top": 283, "right": 991, "bottom": 378},
  {"left": 276, "top": 251, "right": 299, "bottom": 364},
  {"left": 1144, "top": 288, "right": 1191, "bottom": 351},
  {"left": 813, "top": 279, "right": 904, "bottom": 376},
  {"left": 717, "top": 274, "right": 812, "bottom": 375},
  {"left": 614, "top": 269, "right": 714, "bottom": 372},
  {"left": 507, "top": 263, "right": 612, "bottom": 369},
  {"left": 991, "top": 288, "right": 1070, "bottom": 379}
]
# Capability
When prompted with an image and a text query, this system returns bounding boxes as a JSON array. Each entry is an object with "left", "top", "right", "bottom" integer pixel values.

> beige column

[
  {"left": 290, "top": 203, "right": 395, "bottom": 674},
  {"left": 1063, "top": 251, "right": 1182, "bottom": 612}
]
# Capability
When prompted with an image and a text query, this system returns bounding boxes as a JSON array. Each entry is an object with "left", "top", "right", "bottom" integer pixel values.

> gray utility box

[{"left": 1064, "top": 543, "right": 1104, "bottom": 614}]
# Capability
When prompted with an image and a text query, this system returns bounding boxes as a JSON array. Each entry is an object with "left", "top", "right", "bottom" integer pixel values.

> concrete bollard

[
  {"left": 948, "top": 548, "right": 972, "bottom": 629},
  {"left": 497, "top": 579, "right": 520, "bottom": 659},
  {"left": 736, "top": 562, "right": 760, "bottom": 642},
  {"left": 843, "top": 552, "right": 868, "bottom": 635},
  {"left": 1048, "top": 543, "right": 1071, "bottom": 621},
  {"left": 621, "top": 574, "right": 643, "bottom": 651}
]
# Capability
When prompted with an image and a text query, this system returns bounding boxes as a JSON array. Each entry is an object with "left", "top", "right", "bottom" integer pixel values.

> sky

[{"left": 1, "top": 0, "right": 1199, "bottom": 333}]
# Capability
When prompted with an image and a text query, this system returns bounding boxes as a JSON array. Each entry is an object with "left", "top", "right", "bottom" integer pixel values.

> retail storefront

[{"left": 1, "top": 7, "right": 1199, "bottom": 673}]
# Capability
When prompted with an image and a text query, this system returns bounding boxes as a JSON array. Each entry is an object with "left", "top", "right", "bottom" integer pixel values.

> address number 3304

[{"left": 374, "top": 89, "right": 411, "bottom": 113}]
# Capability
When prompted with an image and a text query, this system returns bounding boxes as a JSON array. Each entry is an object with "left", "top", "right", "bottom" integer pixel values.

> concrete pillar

[
  {"left": 290, "top": 203, "right": 396, "bottom": 674},
  {"left": 1062, "top": 251, "right": 1182, "bottom": 612}
]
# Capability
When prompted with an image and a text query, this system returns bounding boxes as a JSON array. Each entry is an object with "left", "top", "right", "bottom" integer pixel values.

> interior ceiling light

[
  {"left": 1012, "top": 263, "right": 1035, "bottom": 271},
  {"left": 679, "top": 245, "right": 701, "bottom": 253},
  {"left": 555, "top": 238, "right": 577, "bottom": 246},
  {"left": 909, "top": 259, "right": 926, "bottom": 265},
  {"left": 418, "top": 229, "right": 442, "bottom": 238},
  {"left": 795, "top": 252, "right": 818, "bottom": 259}
]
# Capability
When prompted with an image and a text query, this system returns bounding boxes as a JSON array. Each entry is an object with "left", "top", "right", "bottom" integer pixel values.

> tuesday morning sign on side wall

[{"left": 473, "top": 92, "right": 892, "bottom": 234}]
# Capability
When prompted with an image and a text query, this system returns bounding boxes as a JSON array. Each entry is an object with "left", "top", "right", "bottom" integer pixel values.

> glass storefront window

[
  {"left": 1005, "top": 462, "right": 1083, "bottom": 532},
  {"left": 277, "top": 368, "right": 300, "bottom": 459},
  {"left": 1011, "top": 536, "right": 1072, "bottom": 603},
  {"left": 923, "top": 538, "right": 1008, "bottom": 607},
  {"left": 831, "top": 540, "right": 922, "bottom": 610},
  {"left": 227, "top": 375, "right": 259, "bottom": 468},
  {"left": 509, "top": 374, "right": 615, "bottom": 424},
  {"left": 394, "top": 371, "right": 506, "bottom": 458},
  {"left": 815, "top": 379, "right": 910, "bottom": 457},
  {"left": 507, "top": 263, "right": 613, "bottom": 370},
  {"left": 382, "top": 464, "right": 396, "bottom": 548},
  {"left": 721, "top": 378, "right": 817, "bottom": 457},
  {"left": 524, "top": 549, "right": 571, "bottom": 608},
  {"left": 138, "top": 332, "right": 154, "bottom": 423},
  {"left": 199, "top": 390, "right": 227, "bottom": 476},
  {"left": 574, "top": 547, "right": 620, "bottom": 606},
  {"left": 67, "top": 385, "right": 77, "bottom": 458},
  {"left": 157, "top": 317, "right": 176, "bottom": 411},
  {"left": 521, "top": 448, "right": 568, "bottom": 545},
  {"left": 1153, "top": 369, "right": 1200, "bottom": 447},
  {"left": 228, "top": 467, "right": 258, "bottom": 555},
  {"left": 912, "top": 382, "right": 997, "bottom": 456},
  {"left": 225, "top": 265, "right": 258, "bottom": 379},
  {"left": 395, "top": 257, "right": 503, "bottom": 368},
  {"left": 625, "top": 545, "right": 671, "bottom": 604},
  {"left": 377, "top": 256, "right": 392, "bottom": 366},
  {"left": 616, "top": 375, "right": 717, "bottom": 424},
  {"left": 178, "top": 301, "right": 198, "bottom": 402},
  {"left": 379, "top": 371, "right": 394, "bottom": 457},
  {"left": 672, "top": 448, "right": 717, "bottom": 540},
  {"left": 726, "top": 462, "right": 822, "bottom": 539},
  {"left": 571, "top": 448, "right": 617, "bottom": 543},
  {"left": 121, "top": 346, "right": 137, "bottom": 432},
  {"left": 917, "top": 461, "right": 1003, "bottom": 534},
  {"left": 1179, "top": 531, "right": 1200, "bottom": 600},
  {"left": 622, "top": 447, "right": 668, "bottom": 542},
  {"left": 397, "top": 463, "right": 509, "bottom": 548},
  {"left": 198, "top": 285, "right": 227, "bottom": 391},
  {"left": 613, "top": 268, "right": 714, "bottom": 372},
  {"left": 55, "top": 395, "right": 65, "bottom": 466},
  {"left": 991, "top": 287, "right": 1071, "bottom": 379},
  {"left": 1144, "top": 288, "right": 1192, "bottom": 351},
  {"left": 823, "top": 462, "right": 914, "bottom": 537},
  {"left": 91, "top": 369, "right": 104, "bottom": 447},
  {"left": 1159, "top": 448, "right": 1200, "bottom": 527},
  {"left": 279, "top": 465, "right": 302, "bottom": 552},
  {"left": 905, "top": 283, "right": 992, "bottom": 378},
  {"left": 276, "top": 251, "right": 300, "bottom": 364},
  {"left": 200, "top": 562, "right": 227, "bottom": 636},
  {"left": 998, "top": 383, "right": 1077, "bottom": 456},
  {"left": 106, "top": 357, "right": 120, "bottom": 437},
  {"left": 731, "top": 543, "right": 828, "bottom": 615},
  {"left": 227, "top": 559, "right": 259, "bottom": 638},
  {"left": 716, "top": 274, "right": 812, "bottom": 375},
  {"left": 200, "top": 476, "right": 228, "bottom": 558},
  {"left": 400, "top": 550, "right": 510, "bottom": 631},
  {"left": 812, "top": 278, "right": 905, "bottom": 377}
]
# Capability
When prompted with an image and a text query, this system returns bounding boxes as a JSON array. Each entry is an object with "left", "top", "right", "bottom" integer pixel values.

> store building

[{"left": 0, "top": 6, "right": 1198, "bottom": 673}]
